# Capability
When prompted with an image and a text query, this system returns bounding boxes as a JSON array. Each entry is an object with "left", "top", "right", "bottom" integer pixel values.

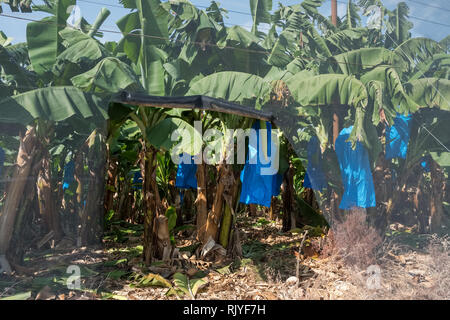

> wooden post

[
  {"left": 330, "top": 2, "right": 342, "bottom": 225},
  {"left": 331, "top": 0, "right": 338, "bottom": 27},
  {"left": 331, "top": 0, "right": 339, "bottom": 149}
]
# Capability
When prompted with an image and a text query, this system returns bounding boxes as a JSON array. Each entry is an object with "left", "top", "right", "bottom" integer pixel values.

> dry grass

[
  {"left": 413, "top": 235, "right": 450, "bottom": 299},
  {"left": 321, "top": 208, "right": 382, "bottom": 269},
  {"left": 279, "top": 213, "right": 450, "bottom": 300}
]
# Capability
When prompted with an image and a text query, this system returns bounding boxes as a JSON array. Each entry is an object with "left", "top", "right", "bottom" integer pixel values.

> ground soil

[{"left": 0, "top": 215, "right": 448, "bottom": 300}]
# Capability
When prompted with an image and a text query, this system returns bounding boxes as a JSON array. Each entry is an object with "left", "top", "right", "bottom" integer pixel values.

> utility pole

[
  {"left": 330, "top": 0, "right": 341, "bottom": 224},
  {"left": 331, "top": 0, "right": 339, "bottom": 148},
  {"left": 331, "top": 0, "right": 338, "bottom": 27}
]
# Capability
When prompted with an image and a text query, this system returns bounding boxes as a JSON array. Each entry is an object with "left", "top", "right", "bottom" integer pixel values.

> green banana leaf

[
  {"left": 360, "top": 66, "right": 417, "bottom": 121},
  {"left": 403, "top": 78, "right": 450, "bottom": 111},
  {"left": 55, "top": 28, "right": 110, "bottom": 71},
  {"left": 0, "top": 86, "right": 108, "bottom": 126},
  {"left": 136, "top": 0, "right": 169, "bottom": 46},
  {"left": 330, "top": 47, "right": 398, "bottom": 76},
  {"left": 394, "top": 37, "right": 444, "bottom": 76},
  {"left": 250, "top": 0, "right": 272, "bottom": 34},
  {"left": 0, "top": 44, "right": 36, "bottom": 91},
  {"left": 71, "top": 57, "right": 141, "bottom": 93},
  {"left": 146, "top": 117, "right": 203, "bottom": 156},
  {"left": 26, "top": 0, "right": 75, "bottom": 77},
  {"left": 187, "top": 71, "right": 271, "bottom": 109},
  {"left": 217, "top": 26, "right": 261, "bottom": 50},
  {"left": 286, "top": 74, "right": 368, "bottom": 109},
  {"left": 385, "top": 2, "right": 413, "bottom": 49},
  {"left": 267, "top": 30, "right": 296, "bottom": 68}
]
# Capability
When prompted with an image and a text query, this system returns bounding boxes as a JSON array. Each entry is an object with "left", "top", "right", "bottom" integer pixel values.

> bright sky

[{"left": 0, "top": 0, "right": 448, "bottom": 44}]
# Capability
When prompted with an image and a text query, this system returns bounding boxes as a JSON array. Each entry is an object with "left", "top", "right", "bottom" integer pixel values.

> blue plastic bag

[
  {"left": 63, "top": 160, "right": 75, "bottom": 190},
  {"left": 335, "top": 126, "right": 376, "bottom": 209},
  {"left": 0, "top": 147, "right": 4, "bottom": 178},
  {"left": 420, "top": 157, "right": 431, "bottom": 173},
  {"left": 385, "top": 113, "right": 412, "bottom": 160},
  {"left": 303, "top": 136, "right": 327, "bottom": 190},
  {"left": 239, "top": 121, "right": 283, "bottom": 208},
  {"left": 175, "top": 154, "right": 198, "bottom": 190},
  {"left": 132, "top": 171, "right": 143, "bottom": 190}
]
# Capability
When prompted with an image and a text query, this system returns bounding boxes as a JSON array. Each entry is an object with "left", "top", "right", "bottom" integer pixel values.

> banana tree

[
  {"left": 70, "top": 0, "right": 210, "bottom": 264},
  {"left": 0, "top": 86, "right": 108, "bottom": 273},
  {"left": 26, "top": 0, "right": 111, "bottom": 81},
  {"left": 177, "top": 1, "right": 449, "bottom": 236},
  {"left": 397, "top": 78, "right": 450, "bottom": 232},
  {"left": 381, "top": 38, "right": 449, "bottom": 232},
  {"left": 187, "top": 71, "right": 274, "bottom": 249},
  {"left": 357, "top": 0, "right": 413, "bottom": 49},
  {"left": 115, "top": 0, "right": 181, "bottom": 264},
  {"left": 294, "top": 31, "right": 450, "bottom": 231},
  {"left": 0, "top": 0, "right": 115, "bottom": 272}
]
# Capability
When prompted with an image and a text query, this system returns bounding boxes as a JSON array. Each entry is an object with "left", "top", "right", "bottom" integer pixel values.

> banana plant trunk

[
  {"left": 119, "top": 182, "right": 135, "bottom": 222},
  {"left": 37, "top": 152, "right": 63, "bottom": 242},
  {"left": 80, "top": 132, "right": 106, "bottom": 246},
  {"left": 219, "top": 170, "right": 240, "bottom": 249},
  {"left": 269, "top": 197, "right": 277, "bottom": 221},
  {"left": 371, "top": 152, "right": 392, "bottom": 231},
  {"left": 140, "top": 144, "right": 165, "bottom": 265},
  {"left": 195, "top": 163, "right": 208, "bottom": 243},
  {"left": 429, "top": 159, "right": 445, "bottom": 233},
  {"left": 0, "top": 127, "right": 40, "bottom": 274},
  {"left": 104, "top": 153, "right": 118, "bottom": 218},
  {"left": 219, "top": 202, "right": 233, "bottom": 249},
  {"left": 141, "top": 147, "right": 155, "bottom": 265},
  {"left": 74, "top": 151, "right": 85, "bottom": 244},
  {"left": 281, "top": 162, "right": 295, "bottom": 232},
  {"left": 8, "top": 161, "right": 40, "bottom": 268},
  {"left": 249, "top": 204, "right": 257, "bottom": 217},
  {"left": 117, "top": 171, "right": 129, "bottom": 220},
  {"left": 54, "top": 150, "right": 67, "bottom": 224},
  {"left": 204, "top": 163, "right": 233, "bottom": 243}
]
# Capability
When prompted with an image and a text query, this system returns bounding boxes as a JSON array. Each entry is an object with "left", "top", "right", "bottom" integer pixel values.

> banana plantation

[{"left": 0, "top": 0, "right": 449, "bottom": 300}]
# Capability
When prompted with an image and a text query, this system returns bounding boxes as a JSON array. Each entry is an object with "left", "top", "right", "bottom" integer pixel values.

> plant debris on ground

[{"left": 1, "top": 214, "right": 448, "bottom": 300}]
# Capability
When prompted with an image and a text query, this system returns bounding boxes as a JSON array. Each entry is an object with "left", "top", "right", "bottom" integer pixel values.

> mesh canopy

[{"left": 0, "top": 0, "right": 449, "bottom": 299}]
